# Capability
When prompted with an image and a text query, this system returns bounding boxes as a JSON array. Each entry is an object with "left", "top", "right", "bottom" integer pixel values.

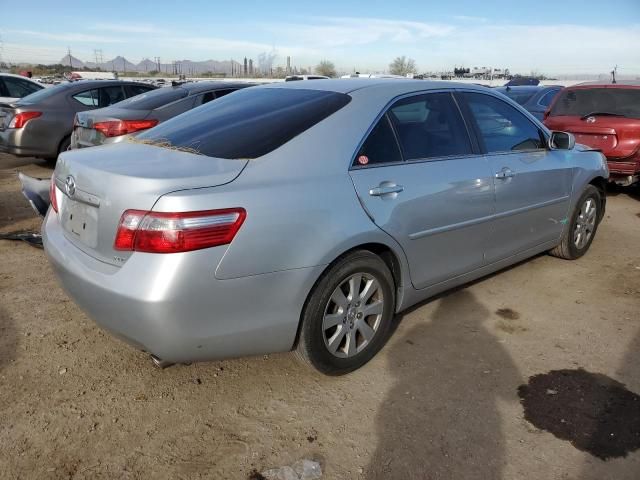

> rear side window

[
  {"left": 388, "top": 93, "right": 472, "bottom": 160},
  {"left": 73, "top": 89, "right": 99, "bottom": 107},
  {"left": 550, "top": 87, "right": 640, "bottom": 119},
  {"left": 355, "top": 115, "right": 402, "bottom": 166},
  {"left": 463, "top": 92, "right": 544, "bottom": 153},
  {"left": 116, "top": 87, "right": 188, "bottom": 110},
  {"left": 138, "top": 88, "right": 351, "bottom": 159},
  {"left": 2, "top": 77, "right": 42, "bottom": 98}
]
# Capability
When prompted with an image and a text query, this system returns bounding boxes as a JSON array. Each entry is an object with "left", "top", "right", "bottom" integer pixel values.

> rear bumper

[
  {"left": 607, "top": 160, "right": 640, "bottom": 185},
  {"left": 0, "top": 126, "right": 58, "bottom": 158},
  {"left": 42, "top": 210, "right": 324, "bottom": 363}
]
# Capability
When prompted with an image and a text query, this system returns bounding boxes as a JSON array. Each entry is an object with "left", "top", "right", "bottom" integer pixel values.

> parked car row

[
  {"left": 0, "top": 78, "right": 256, "bottom": 161},
  {"left": 37, "top": 78, "right": 609, "bottom": 374}
]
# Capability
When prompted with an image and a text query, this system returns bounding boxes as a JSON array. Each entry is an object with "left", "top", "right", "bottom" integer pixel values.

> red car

[{"left": 544, "top": 81, "right": 640, "bottom": 186}]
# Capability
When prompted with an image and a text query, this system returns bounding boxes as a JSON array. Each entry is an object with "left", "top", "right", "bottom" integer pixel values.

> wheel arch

[
  {"left": 588, "top": 176, "right": 607, "bottom": 220},
  {"left": 292, "top": 241, "right": 406, "bottom": 349}
]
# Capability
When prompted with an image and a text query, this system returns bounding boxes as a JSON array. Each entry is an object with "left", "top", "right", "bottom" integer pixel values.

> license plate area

[{"left": 60, "top": 197, "right": 99, "bottom": 248}]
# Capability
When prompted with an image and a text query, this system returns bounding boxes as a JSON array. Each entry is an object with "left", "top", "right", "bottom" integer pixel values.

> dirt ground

[{"left": 1, "top": 153, "right": 639, "bottom": 480}]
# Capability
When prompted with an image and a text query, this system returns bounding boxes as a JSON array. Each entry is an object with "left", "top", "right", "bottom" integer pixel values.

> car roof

[
  {"left": 49, "top": 79, "right": 152, "bottom": 93},
  {"left": 569, "top": 80, "right": 640, "bottom": 88},
  {"left": 0, "top": 73, "right": 42, "bottom": 84},
  {"left": 260, "top": 78, "right": 490, "bottom": 95},
  {"left": 178, "top": 81, "right": 253, "bottom": 95}
]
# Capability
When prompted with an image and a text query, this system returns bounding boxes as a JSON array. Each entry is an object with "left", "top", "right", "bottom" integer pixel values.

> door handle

[
  {"left": 495, "top": 167, "right": 515, "bottom": 180},
  {"left": 369, "top": 183, "right": 404, "bottom": 196}
]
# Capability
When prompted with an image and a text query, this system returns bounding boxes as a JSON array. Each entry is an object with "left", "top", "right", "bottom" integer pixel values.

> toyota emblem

[
  {"left": 65, "top": 176, "right": 76, "bottom": 197},
  {"left": 586, "top": 116, "right": 596, "bottom": 123}
]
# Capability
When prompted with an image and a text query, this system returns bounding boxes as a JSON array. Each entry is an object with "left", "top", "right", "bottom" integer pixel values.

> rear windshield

[
  {"left": 137, "top": 88, "right": 351, "bottom": 159},
  {"left": 496, "top": 88, "right": 536, "bottom": 106},
  {"left": 15, "top": 84, "right": 66, "bottom": 104},
  {"left": 116, "top": 87, "right": 188, "bottom": 110},
  {"left": 550, "top": 87, "right": 640, "bottom": 118}
]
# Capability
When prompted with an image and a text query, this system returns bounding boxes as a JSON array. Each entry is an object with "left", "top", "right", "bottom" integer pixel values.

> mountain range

[{"left": 59, "top": 54, "right": 244, "bottom": 75}]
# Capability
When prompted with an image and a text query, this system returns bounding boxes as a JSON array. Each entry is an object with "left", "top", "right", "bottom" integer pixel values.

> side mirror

[
  {"left": 543, "top": 109, "right": 551, "bottom": 121},
  {"left": 549, "top": 131, "right": 575, "bottom": 150}
]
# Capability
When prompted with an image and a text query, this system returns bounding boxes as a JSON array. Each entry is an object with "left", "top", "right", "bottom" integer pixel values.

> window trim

[
  {"left": 349, "top": 90, "right": 480, "bottom": 170},
  {"left": 455, "top": 90, "right": 549, "bottom": 156}
]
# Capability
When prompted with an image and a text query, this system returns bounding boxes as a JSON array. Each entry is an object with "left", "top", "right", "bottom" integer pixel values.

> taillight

[
  {"left": 93, "top": 119, "right": 159, "bottom": 138},
  {"left": 49, "top": 176, "right": 59, "bottom": 213},
  {"left": 114, "top": 208, "right": 246, "bottom": 253},
  {"left": 9, "top": 111, "right": 42, "bottom": 128}
]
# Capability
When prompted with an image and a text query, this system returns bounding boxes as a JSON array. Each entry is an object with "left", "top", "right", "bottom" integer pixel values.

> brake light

[
  {"left": 8, "top": 111, "right": 42, "bottom": 128},
  {"left": 114, "top": 208, "right": 246, "bottom": 253},
  {"left": 50, "top": 176, "right": 58, "bottom": 213},
  {"left": 93, "top": 119, "right": 159, "bottom": 138}
]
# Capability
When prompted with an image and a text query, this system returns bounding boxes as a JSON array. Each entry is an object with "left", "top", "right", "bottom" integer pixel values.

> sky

[{"left": 1, "top": 0, "right": 639, "bottom": 76}]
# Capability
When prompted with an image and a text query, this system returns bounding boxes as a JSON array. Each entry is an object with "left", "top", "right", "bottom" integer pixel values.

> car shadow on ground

[
  {"left": 575, "top": 329, "right": 640, "bottom": 479},
  {"left": 365, "top": 289, "right": 522, "bottom": 479},
  {"left": 0, "top": 306, "right": 17, "bottom": 372},
  {"left": 606, "top": 184, "right": 640, "bottom": 201}
]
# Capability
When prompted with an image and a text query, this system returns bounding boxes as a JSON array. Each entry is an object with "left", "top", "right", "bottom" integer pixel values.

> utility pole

[{"left": 67, "top": 47, "right": 72, "bottom": 68}]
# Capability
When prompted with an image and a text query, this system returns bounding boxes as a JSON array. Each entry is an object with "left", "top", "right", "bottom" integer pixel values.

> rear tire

[
  {"left": 44, "top": 136, "right": 71, "bottom": 166},
  {"left": 549, "top": 185, "right": 602, "bottom": 260},
  {"left": 295, "top": 250, "right": 395, "bottom": 375}
]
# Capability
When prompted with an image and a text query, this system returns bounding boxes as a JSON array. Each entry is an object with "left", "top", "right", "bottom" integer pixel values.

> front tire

[
  {"left": 295, "top": 250, "right": 396, "bottom": 375},
  {"left": 549, "top": 185, "right": 602, "bottom": 260}
]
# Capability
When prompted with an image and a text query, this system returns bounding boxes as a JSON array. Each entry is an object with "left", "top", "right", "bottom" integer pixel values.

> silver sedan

[{"left": 43, "top": 79, "right": 608, "bottom": 374}]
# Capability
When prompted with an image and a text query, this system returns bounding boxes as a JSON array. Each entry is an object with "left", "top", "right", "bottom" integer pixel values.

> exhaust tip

[{"left": 150, "top": 355, "right": 174, "bottom": 369}]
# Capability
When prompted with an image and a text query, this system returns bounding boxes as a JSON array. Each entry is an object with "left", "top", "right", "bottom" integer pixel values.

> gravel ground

[{"left": 0, "top": 153, "right": 639, "bottom": 479}]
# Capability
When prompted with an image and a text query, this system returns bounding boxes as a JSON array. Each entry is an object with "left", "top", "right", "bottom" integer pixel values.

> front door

[
  {"left": 349, "top": 92, "right": 495, "bottom": 290},
  {"left": 458, "top": 91, "right": 573, "bottom": 262}
]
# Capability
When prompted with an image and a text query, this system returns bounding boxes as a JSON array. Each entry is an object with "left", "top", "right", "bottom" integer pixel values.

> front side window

[
  {"left": 126, "top": 84, "right": 155, "bottom": 97},
  {"left": 388, "top": 92, "right": 472, "bottom": 160},
  {"left": 99, "top": 86, "right": 125, "bottom": 107},
  {"left": 139, "top": 88, "right": 351, "bottom": 159},
  {"left": 549, "top": 87, "right": 640, "bottom": 119},
  {"left": 463, "top": 92, "right": 544, "bottom": 153},
  {"left": 354, "top": 115, "right": 402, "bottom": 166},
  {"left": 72, "top": 89, "right": 99, "bottom": 107}
]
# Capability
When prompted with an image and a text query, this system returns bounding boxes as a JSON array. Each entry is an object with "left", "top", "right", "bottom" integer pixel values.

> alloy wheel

[{"left": 322, "top": 273, "right": 384, "bottom": 358}]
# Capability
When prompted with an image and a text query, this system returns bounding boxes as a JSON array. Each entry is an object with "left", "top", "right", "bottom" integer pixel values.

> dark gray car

[
  {"left": 494, "top": 85, "right": 562, "bottom": 120},
  {"left": 71, "top": 81, "right": 252, "bottom": 149},
  {"left": 0, "top": 80, "right": 155, "bottom": 161}
]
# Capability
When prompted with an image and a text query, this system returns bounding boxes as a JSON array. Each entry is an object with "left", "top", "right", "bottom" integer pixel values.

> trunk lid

[
  {"left": 545, "top": 115, "right": 640, "bottom": 159},
  {"left": 53, "top": 142, "right": 248, "bottom": 266},
  {"left": 73, "top": 108, "right": 151, "bottom": 148}
]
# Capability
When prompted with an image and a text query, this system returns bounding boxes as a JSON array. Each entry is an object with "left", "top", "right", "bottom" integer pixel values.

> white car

[{"left": 0, "top": 73, "right": 44, "bottom": 104}]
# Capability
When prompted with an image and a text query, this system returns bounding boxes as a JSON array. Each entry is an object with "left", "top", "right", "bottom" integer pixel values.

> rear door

[
  {"left": 458, "top": 91, "right": 573, "bottom": 262},
  {"left": 349, "top": 91, "right": 495, "bottom": 290}
]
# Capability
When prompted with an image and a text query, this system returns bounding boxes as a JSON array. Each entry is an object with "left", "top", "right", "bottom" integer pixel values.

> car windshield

[
  {"left": 497, "top": 89, "right": 536, "bottom": 105},
  {"left": 550, "top": 87, "right": 640, "bottom": 119},
  {"left": 116, "top": 87, "right": 188, "bottom": 110},
  {"left": 137, "top": 87, "right": 351, "bottom": 159}
]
